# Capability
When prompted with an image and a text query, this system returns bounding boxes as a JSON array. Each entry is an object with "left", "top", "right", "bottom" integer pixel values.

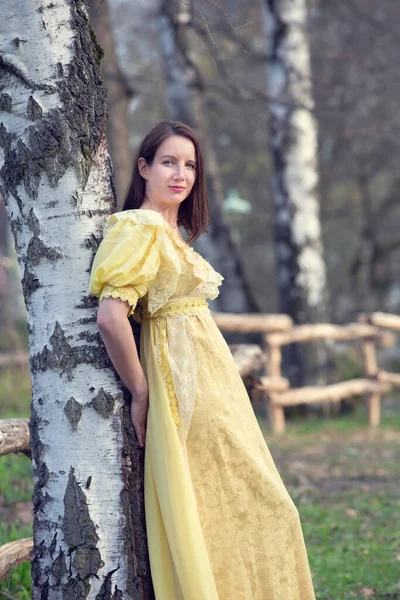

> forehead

[{"left": 155, "top": 135, "right": 196, "bottom": 160}]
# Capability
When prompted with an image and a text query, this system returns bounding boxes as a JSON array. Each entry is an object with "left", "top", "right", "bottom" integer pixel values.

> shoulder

[{"left": 104, "top": 209, "right": 166, "bottom": 234}]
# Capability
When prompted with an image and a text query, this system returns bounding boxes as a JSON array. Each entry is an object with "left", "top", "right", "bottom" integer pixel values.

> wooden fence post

[
  {"left": 265, "top": 336, "right": 286, "bottom": 433},
  {"left": 361, "top": 339, "right": 381, "bottom": 426}
]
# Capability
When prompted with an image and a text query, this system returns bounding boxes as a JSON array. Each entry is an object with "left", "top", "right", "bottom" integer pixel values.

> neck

[{"left": 142, "top": 192, "right": 179, "bottom": 230}]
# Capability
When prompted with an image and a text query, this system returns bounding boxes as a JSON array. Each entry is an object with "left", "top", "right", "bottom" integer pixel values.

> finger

[
  {"left": 132, "top": 422, "right": 142, "bottom": 446},
  {"left": 141, "top": 425, "right": 146, "bottom": 447},
  {"left": 135, "top": 424, "right": 145, "bottom": 448}
]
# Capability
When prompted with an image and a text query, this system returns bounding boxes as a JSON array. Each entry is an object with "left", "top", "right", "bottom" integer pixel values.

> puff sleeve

[{"left": 88, "top": 215, "right": 161, "bottom": 318}]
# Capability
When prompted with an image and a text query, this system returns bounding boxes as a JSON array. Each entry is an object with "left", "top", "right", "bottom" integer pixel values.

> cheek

[{"left": 189, "top": 171, "right": 196, "bottom": 187}]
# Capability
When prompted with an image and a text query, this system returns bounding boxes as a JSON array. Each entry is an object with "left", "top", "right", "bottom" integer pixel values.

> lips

[{"left": 170, "top": 186, "right": 185, "bottom": 191}]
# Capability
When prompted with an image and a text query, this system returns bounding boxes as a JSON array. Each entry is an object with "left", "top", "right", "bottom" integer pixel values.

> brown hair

[{"left": 122, "top": 120, "right": 210, "bottom": 244}]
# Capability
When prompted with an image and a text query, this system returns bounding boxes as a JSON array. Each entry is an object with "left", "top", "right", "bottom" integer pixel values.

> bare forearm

[{"left": 98, "top": 317, "right": 146, "bottom": 396}]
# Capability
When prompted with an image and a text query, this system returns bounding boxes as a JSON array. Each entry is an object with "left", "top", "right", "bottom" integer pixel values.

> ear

[{"left": 138, "top": 157, "right": 148, "bottom": 179}]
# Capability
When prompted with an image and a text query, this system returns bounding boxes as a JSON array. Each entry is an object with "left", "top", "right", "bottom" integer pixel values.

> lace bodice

[{"left": 88, "top": 209, "right": 224, "bottom": 318}]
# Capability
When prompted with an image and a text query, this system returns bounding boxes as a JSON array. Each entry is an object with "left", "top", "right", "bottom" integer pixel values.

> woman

[{"left": 88, "top": 121, "right": 316, "bottom": 600}]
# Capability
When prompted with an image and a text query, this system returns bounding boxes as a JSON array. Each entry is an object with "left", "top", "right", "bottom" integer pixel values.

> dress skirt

[{"left": 140, "top": 298, "right": 315, "bottom": 600}]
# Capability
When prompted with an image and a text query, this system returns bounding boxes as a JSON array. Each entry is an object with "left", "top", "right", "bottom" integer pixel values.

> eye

[
  {"left": 187, "top": 163, "right": 196, "bottom": 169},
  {"left": 163, "top": 160, "right": 173, "bottom": 165}
]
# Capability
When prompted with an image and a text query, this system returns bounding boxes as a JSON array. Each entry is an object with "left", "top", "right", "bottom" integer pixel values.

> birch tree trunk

[
  {"left": 158, "top": 0, "right": 258, "bottom": 314},
  {"left": 0, "top": 2, "right": 152, "bottom": 598},
  {"left": 88, "top": 0, "right": 134, "bottom": 205},
  {"left": 264, "top": 0, "right": 331, "bottom": 385}
]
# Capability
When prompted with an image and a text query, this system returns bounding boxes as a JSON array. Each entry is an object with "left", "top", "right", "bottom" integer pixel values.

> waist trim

[{"left": 140, "top": 297, "right": 210, "bottom": 320}]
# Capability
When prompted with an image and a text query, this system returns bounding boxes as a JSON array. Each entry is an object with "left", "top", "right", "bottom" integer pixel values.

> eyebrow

[{"left": 160, "top": 154, "right": 197, "bottom": 164}]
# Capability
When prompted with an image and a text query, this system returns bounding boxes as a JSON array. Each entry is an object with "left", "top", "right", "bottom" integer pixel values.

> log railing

[{"left": 213, "top": 311, "right": 400, "bottom": 434}]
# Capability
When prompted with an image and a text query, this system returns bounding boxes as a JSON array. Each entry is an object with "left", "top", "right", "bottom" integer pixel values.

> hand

[{"left": 130, "top": 382, "right": 149, "bottom": 448}]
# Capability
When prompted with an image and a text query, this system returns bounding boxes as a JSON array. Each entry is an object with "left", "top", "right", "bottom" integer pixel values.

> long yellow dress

[{"left": 89, "top": 209, "right": 316, "bottom": 600}]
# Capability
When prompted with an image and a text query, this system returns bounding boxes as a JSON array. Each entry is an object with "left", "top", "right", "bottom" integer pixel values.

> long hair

[{"left": 122, "top": 121, "right": 210, "bottom": 244}]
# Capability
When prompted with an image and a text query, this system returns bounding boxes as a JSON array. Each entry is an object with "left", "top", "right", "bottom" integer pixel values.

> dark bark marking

[
  {"left": 63, "top": 467, "right": 99, "bottom": 550},
  {"left": 76, "top": 294, "right": 101, "bottom": 310},
  {"left": 27, "top": 205, "right": 40, "bottom": 234},
  {"left": 0, "top": 93, "right": 12, "bottom": 112},
  {"left": 62, "top": 468, "right": 104, "bottom": 595},
  {"left": 94, "top": 567, "right": 120, "bottom": 600},
  {"left": 73, "top": 546, "right": 102, "bottom": 580},
  {"left": 64, "top": 397, "right": 83, "bottom": 429},
  {"left": 61, "top": 578, "right": 90, "bottom": 600},
  {"left": 49, "top": 532, "right": 57, "bottom": 556},
  {"left": 27, "top": 236, "right": 63, "bottom": 266},
  {"left": 11, "top": 37, "right": 27, "bottom": 47},
  {"left": 51, "top": 548, "right": 67, "bottom": 585},
  {"left": 31, "top": 321, "right": 111, "bottom": 377},
  {"left": 31, "top": 322, "right": 76, "bottom": 377},
  {"left": 27, "top": 95, "right": 43, "bottom": 120},
  {"left": 21, "top": 263, "right": 41, "bottom": 296},
  {"left": 119, "top": 401, "right": 155, "bottom": 599},
  {"left": 88, "top": 23, "right": 105, "bottom": 64},
  {"left": 78, "top": 316, "right": 97, "bottom": 325},
  {"left": 83, "top": 231, "right": 103, "bottom": 251},
  {"left": 78, "top": 330, "right": 102, "bottom": 343},
  {"left": 8, "top": 216, "right": 23, "bottom": 247},
  {"left": 0, "top": 54, "right": 56, "bottom": 93},
  {"left": 0, "top": 122, "right": 14, "bottom": 149},
  {"left": 29, "top": 402, "right": 45, "bottom": 473},
  {"left": 88, "top": 388, "right": 115, "bottom": 419},
  {"left": 40, "top": 578, "right": 49, "bottom": 600}
]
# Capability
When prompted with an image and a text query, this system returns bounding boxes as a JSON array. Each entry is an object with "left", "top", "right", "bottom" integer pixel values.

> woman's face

[{"left": 139, "top": 135, "right": 197, "bottom": 206}]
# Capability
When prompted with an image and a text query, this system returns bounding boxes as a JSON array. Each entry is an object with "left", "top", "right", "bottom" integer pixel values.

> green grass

[
  {"left": 0, "top": 366, "right": 31, "bottom": 420},
  {"left": 302, "top": 495, "right": 400, "bottom": 599},
  {"left": 264, "top": 403, "right": 400, "bottom": 599},
  {"left": 0, "top": 454, "right": 33, "bottom": 506}
]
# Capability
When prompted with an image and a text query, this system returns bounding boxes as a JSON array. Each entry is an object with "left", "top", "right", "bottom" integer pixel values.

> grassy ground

[
  {"left": 1, "top": 361, "right": 400, "bottom": 599},
  {"left": 262, "top": 405, "right": 400, "bottom": 600}
]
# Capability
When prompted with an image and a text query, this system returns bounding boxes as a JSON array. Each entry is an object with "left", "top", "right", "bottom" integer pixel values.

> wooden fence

[{"left": 213, "top": 311, "right": 400, "bottom": 434}]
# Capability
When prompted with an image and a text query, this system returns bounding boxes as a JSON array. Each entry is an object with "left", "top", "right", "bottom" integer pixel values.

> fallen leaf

[{"left": 358, "top": 587, "right": 375, "bottom": 598}]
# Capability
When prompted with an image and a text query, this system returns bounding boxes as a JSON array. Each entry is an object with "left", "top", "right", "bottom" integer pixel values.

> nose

[{"left": 173, "top": 163, "right": 185, "bottom": 180}]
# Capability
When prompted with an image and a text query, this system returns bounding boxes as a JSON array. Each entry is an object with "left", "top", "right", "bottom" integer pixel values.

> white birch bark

[
  {"left": 263, "top": 0, "right": 331, "bottom": 386},
  {"left": 0, "top": 1, "right": 152, "bottom": 598},
  {"left": 264, "top": 0, "right": 329, "bottom": 324},
  {"left": 158, "top": 0, "right": 258, "bottom": 313}
]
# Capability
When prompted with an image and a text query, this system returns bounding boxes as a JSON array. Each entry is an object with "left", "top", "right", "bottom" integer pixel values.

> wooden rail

[{"left": 213, "top": 310, "right": 400, "bottom": 433}]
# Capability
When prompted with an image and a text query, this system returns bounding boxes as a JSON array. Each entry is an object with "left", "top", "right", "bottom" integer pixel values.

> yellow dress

[{"left": 88, "top": 209, "right": 316, "bottom": 600}]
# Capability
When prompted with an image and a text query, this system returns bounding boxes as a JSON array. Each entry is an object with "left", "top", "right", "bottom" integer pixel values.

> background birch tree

[
  {"left": 157, "top": 0, "right": 258, "bottom": 314},
  {"left": 0, "top": 1, "right": 152, "bottom": 597},
  {"left": 264, "top": 0, "right": 331, "bottom": 384},
  {"left": 88, "top": 0, "right": 134, "bottom": 204}
]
